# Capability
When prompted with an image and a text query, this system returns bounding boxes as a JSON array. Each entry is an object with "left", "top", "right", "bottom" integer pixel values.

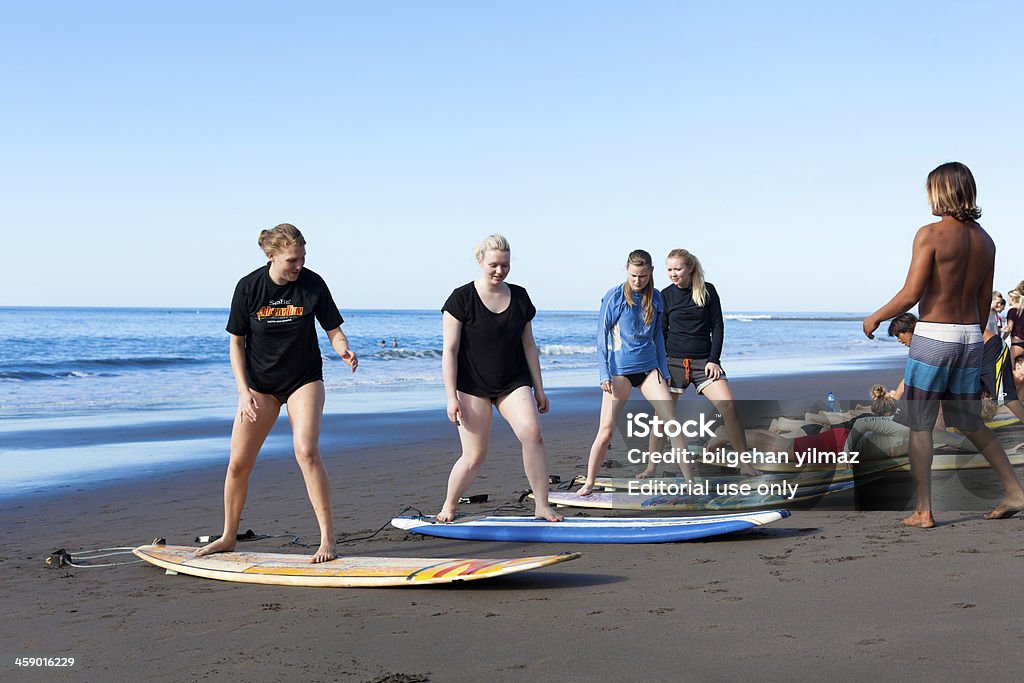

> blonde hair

[
  {"left": 870, "top": 385, "right": 897, "bottom": 416},
  {"left": 926, "top": 162, "right": 981, "bottom": 222},
  {"left": 666, "top": 248, "right": 709, "bottom": 307},
  {"left": 622, "top": 250, "right": 656, "bottom": 326},
  {"left": 1010, "top": 289, "right": 1024, "bottom": 314},
  {"left": 474, "top": 234, "right": 511, "bottom": 262},
  {"left": 258, "top": 223, "right": 306, "bottom": 255}
]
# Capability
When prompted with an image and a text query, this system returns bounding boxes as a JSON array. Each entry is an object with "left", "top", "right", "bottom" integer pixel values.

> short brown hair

[{"left": 887, "top": 312, "right": 918, "bottom": 337}]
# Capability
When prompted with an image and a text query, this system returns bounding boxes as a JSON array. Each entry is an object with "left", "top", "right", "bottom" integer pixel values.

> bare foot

[
  {"left": 635, "top": 467, "right": 657, "bottom": 479},
  {"left": 902, "top": 511, "right": 936, "bottom": 528},
  {"left": 436, "top": 505, "right": 457, "bottom": 523},
  {"left": 984, "top": 492, "right": 1024, "bottom": 520},
  {"left": 740, "top": 465, "right": 761, "bottom": 477},
  {"left": 534, "top": 505, "right": 563, "bottom": 522},
  {"left": 193, "top": 535, "right": 236, "bottom": 558},
  {"left": 705, "top": 429, "right": 729, "bottom": 451},
  {"left": 311, "top": 541, "right": 337, "bottom": 564},
  {"left": 576, "top": 482, "right": 594, "bottom": 496}
]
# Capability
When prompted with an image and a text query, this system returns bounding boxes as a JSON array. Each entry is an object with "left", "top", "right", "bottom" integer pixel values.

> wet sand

[{"left": 3, "top": 362, "right": 1023, "bottom": 681}]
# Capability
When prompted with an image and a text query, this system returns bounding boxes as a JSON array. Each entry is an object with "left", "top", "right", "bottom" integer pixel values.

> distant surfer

[
  {"left": 437, "top": 234, "right": 562, "bottom": 523},
  {"left": 645, "top": 248, "right": 759, "bottom": 477},
  {"left": 577, "top": 249, "right": 695, "bottom": 496},
  {"left": 195, "top": 224, "right": 357, "bottom": 562},
  {"left": 863, "top": 162, "right": 1024, "bottom": 527}
]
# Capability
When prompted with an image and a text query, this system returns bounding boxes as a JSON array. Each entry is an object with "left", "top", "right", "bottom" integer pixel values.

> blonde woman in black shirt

[
  {"left": 647, "top": 248, "right": 759, "bottom": 477},
  {"left": 438, "top": 234, "right": 562, "bottom": 523},
  {"left": 196, "top": 224, "right": 357, "bottom": 563}
]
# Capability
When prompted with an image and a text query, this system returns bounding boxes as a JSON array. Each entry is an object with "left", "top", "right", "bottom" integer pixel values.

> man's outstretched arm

[{"left": 863, "top": 227, "right": 935, "bottom": 338}]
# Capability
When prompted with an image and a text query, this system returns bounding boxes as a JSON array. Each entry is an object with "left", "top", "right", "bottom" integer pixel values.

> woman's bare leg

[
  {"left": 771, "top": 417, "right": 815, "bottom": 434},
  {"left": 804, "top": 412, "right": 833, "bottom": 426},
  {"left": 640, "top": 373, "right": 694, "bottom": 482},
  {"left": 642, "top": 391, "right": 680, "bottom": 478},
  {"left": 702, "top": 379, "right": 759, "bottom": 476},
  {"left": 578, "top": 378, "right": 632, "bottom": 495},
  {"left": 195, "top": 391, "right": 281, "bottom": 557},
  {"left": 496, "top": 386, "right": 562, "bottom": 521},
  {"left": 285, "top": 381, "right": 337, "bottom": 563},
  {"left": 438, "top": 392, "right": 493, "bottom": 521},
  {"left": 708, "top": 428, "right": 793, "bottom": 456}
]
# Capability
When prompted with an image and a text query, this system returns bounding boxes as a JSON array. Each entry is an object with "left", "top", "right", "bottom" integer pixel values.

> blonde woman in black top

[
  {"left": 438, "top": 235, "right": 561, "bottom": 523},
  {"left": 648, "top": 249, "right": 759, "bottom": 476}
]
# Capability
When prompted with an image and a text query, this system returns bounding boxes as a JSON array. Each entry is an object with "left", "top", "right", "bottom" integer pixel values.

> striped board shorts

[{"left": 894, "top": 321, "right": 984, "bottom": 432}]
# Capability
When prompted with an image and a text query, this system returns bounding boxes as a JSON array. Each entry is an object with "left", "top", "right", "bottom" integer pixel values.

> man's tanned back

[{"left": 916, "top": 216, "right": 994, "bottom": 325}]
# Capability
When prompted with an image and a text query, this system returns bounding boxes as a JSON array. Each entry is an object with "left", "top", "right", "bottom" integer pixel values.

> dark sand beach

[{"left": 4, "top": 362, "right": 1024, "bottom": 681}]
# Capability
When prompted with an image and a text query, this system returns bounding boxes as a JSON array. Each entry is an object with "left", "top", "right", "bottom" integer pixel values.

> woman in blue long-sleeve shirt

[{"left": 578, "top": 250, "right": 695, "bottom": 495}]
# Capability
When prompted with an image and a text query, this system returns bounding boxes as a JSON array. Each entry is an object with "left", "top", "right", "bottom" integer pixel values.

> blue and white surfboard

[{"left": 391, "top": 510, "right": 790, "bottom": 543}]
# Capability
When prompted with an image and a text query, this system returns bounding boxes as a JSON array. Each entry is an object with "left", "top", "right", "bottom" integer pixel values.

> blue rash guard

[{"left": 597, "top": 284, "right": 670, "bottom": 384}]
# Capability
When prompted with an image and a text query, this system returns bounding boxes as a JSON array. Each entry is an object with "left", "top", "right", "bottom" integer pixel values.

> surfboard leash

[
  {"left": 45, "top": 546, "right": 142, "bottom": 569},
  {"left": 335, "top": 505, "right": 426, "bottom": 544},
  {"left": 190, "top": 507, "right": 428, "bottom": 550}
]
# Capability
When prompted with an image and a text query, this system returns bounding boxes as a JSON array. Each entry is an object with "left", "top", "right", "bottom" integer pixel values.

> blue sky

[{"left": 4, "top": 1, "right": 1022, "bottom": 312}]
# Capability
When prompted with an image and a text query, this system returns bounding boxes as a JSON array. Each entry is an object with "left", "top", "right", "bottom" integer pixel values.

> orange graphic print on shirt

[{"left": 256, "top": 305, "right": 304, "bottom": 321}]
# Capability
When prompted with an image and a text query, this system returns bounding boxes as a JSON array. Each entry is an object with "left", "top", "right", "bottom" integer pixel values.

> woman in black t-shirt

[
  {"left": 195, "top": 224, "right": 358, "bottom": 563},
  {"left": 649, "top": 249, "right": 759, "bottom": 476},
  {"left": 438, "top": 234, "right": 562, "bottom": 523}
]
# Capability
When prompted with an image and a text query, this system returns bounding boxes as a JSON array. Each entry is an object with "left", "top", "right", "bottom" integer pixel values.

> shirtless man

[{"left": 863, "top": 161, "right": 1024, "bottom": 528}]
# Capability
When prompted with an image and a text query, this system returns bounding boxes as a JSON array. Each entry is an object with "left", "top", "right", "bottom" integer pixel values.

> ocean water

[
  {"left": 0, "top": 307, "right": 904, "bottom": 420},
  {"left": 0, "top": 306, "right": 905, "bottom": 495}
]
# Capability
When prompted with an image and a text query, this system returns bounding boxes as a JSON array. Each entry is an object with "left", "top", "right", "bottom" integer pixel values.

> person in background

[
  {"left": 1002, "top": 288, "right": 1024, "bottom": 361},
  {"left": 987, "top": 291, "right": 1005, "bottom": 336}
]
